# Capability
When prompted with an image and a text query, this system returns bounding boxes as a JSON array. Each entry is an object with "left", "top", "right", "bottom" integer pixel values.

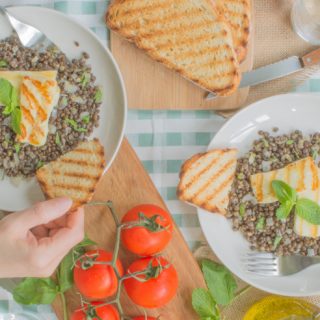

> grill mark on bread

[
  {"left": 52, "top": 170, "right": 101, "bottom": 180},
  {"left": 120, "top": 1, "right": 175, "bottom": 16},
  {"left": 181, "top": 151, "right": 222, "bottom": 192},
  {"left": 155, "top": 32, "right": 226, "bottom": 51},
  {"left": 106, "top": 0, "right": 240, "bottom": 96},
  {"left": 140, "top": 21, "right": 218, "bottom": 40},
  {"left": 60, "top": 158, "right": 102, "bottom": 167},
  {"left": 201, "top": 173, "right": 235, "bottom": 203},
  {"left": 190, "top": 158, "right": 236, "bottom": 200}
]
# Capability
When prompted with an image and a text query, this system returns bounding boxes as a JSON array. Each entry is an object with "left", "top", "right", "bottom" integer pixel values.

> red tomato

[
  {"left": 73, "top": 249, "right": 123, "bottom": 299},
  {"left": 124, "top": 256, "right": 178, "bottom": 309},
  {"left": 121, "top": 204, "right": 173, "bottom": 256},
  {"left": 71, "top": 301, "right": 119, "bottom": 320}
]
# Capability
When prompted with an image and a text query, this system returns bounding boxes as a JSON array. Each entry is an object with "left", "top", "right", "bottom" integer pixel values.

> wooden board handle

[{"left": 302, "top": 48, "right": 320, "bottom": 67}]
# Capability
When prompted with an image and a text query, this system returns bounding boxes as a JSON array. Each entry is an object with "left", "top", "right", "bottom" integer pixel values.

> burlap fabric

[{"left": 219, "top": 0, "right": 318, "bottom": 117}]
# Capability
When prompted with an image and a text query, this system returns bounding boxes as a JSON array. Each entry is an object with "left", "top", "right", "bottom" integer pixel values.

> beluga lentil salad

[
  {"left": 227, "top": 129, "right": 320, "bottom": 256},
  {"left": 0, "top": 35, "right": 102, "bottom": 179}
]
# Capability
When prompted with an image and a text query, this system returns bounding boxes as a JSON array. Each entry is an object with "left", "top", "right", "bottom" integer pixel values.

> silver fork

[
  {"left": 244, "top": 252, "right": 320, "bottom": 276},
  {"left": 0, "top": 6, "right": 53, "bottom": 49}
]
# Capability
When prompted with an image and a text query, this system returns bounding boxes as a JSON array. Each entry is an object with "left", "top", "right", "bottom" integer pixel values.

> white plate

[
  {"left": 0, "top": 7, "right": 127, "bottom": 212},
  {"left": 198, "top": 93, "right": 320, "bottom": 296}
]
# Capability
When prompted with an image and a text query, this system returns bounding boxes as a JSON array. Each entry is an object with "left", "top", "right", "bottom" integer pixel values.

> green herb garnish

[
  {"left": 262, "top": 138, "right": 269, "bottom": 147},
  {"left": 36, "top": 161, "right": 44, "bottom": 169},
  {"left": 94, "top": 87, "right": 102, "bottom": 103},
  {"left": 237, "top": 173, "right": 244, "bottom": 180},
  {"left": 0, "top": 78, "right": 21, "bottom": 134},
  {"left": 81, "top": 114, "right": 90, "bottom": 124},
  {"left": 239, "top": 203, "right": 245, "bottom": 217},
  {"left": 65, "top": 118, "right": 87, "bottom": 133},
  {"left": 256, "top": 217, "right": 265, "bottom": 231},
  {"left": 312, "top": 150, "right": 318, "bottom": 160},
  {"left": 0, "top": 60, "right": 8, "bottom": 68},
  {"left": 55, "top": 132, "right": 61, "bottom": 146},
  {"left": 286, "top": 140, "right": 294, "bottom": 145},
  {"left": 14, "top": 143, "right": 21, "bottom": 154},
  {"left": 273, "top": 236, "right": 282, "bottom": 250},
  {"left": 80, "top": 72, "right": 90, "bottom": 87},
  {"left": 272, "top": 180, "right": 320, "bottom": 225}
]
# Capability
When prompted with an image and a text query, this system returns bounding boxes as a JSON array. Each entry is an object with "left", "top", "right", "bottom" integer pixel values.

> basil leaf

[
  {"left": 94, "top": 87, "right": 102, "bottom": 103},
  {"left": 0, "top": 60, "right": 7, "bottom": 68},
  {"left": 13, "top": 278, "right": 58, "bottom": 305},
  {"left": 11, "top": 107, "right": 22, "bottom": 135},
  {"left": 276, "top": 201, "right": 294, "bottom": 220},
  {"left": 58, "top": 252, "right": 74, "bottom": 293},
  {"left": 296, "top": 198, "right": 320, "bottom": 225},
  {"left": 58, "top": 236, "right": 96, "bottom": 293},
  {"left": 0, "top": 78, "right": 13, "bottom": 107},
  {"left": 202, "top": 259, "right": 237, "bottom": 306},
  {"left": 192, "top": 288, "right": 219, "bottom": 319},
  {"left": 271, "top": 180, "right": 297, "bottom": 204},
  {"left": 256, "top": 217, "right": 265, "bottom": 231}
]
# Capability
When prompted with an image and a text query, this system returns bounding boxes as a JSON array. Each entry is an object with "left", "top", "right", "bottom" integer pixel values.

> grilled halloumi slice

[
  {"left": 250, "top": 157, "right": 319, "bottom": 204},
  {"left": 0, "top": 70, "right": 60, "bottom": 146},
  {"left": 177, "top": 149, "right": 238, "bottom": 215},
  {"left": 294, "top": 188, "right": 320, "bottom": 239}
]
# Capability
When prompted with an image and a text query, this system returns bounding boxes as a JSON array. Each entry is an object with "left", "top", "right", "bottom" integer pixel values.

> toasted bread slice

[
  {"left": 106, "top": 0, "right": 241, "bottom": 96},
  {"left": 177, "top": 149, "right": 238, "bottom": 215},
  {"left": 215, "top": 0, "right": 251, "bottom": 62},
  {"left": 36, "top": 139, "right": 106, "bottom": 210}
]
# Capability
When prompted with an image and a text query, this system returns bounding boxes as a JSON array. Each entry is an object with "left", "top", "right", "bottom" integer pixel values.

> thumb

[{"left": 15, "top": 197, "right": 73, "bottom": 230}]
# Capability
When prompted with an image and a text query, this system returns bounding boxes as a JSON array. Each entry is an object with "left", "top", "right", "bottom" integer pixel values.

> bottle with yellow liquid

[{"left": 243, "top": 296, "right": 320, "bottom": 320}]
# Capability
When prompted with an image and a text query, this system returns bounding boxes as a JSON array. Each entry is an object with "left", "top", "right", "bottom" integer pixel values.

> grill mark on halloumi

[
  {"left": 21, "top": 83, "right": 47, "bottom": 121},
  {"left": 251, "top": 157, "right": 318, "bottom": 204}
]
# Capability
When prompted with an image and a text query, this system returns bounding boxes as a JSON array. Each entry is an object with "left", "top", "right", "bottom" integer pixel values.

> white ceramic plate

[
  {"left": 198, "top": 93, "right": 320, "bottom": 296},
  {"left": 0, "top": 7, "right": 127, "bottom": 212}
]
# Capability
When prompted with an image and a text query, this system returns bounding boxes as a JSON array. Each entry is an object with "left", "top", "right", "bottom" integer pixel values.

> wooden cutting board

[
  {"left": 110, "top": 3, "right": 254, "bottom": 110},
  {"left": 52, "top": 138, "right": 206, "bottom": 319}
]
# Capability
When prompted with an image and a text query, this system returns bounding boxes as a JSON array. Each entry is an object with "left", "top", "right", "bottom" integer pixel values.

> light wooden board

[
  {"left": 52, "top": 138, "right": 206, "bottom": 319},
  {"left": 110, "top": 4, "right": 254, "bottom": 110}
]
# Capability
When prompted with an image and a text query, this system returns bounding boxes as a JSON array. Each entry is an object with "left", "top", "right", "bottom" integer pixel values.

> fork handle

[{"left": 303, "top": 256, "right": 320, "bottom": 267}]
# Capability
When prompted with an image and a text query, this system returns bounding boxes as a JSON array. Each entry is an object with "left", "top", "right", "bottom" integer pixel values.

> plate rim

[{"left": 198, "top": 92, "right": 320, "bottom": 296}]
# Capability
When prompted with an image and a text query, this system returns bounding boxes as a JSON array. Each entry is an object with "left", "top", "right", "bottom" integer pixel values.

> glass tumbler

[{"left": 291, "top": 0, "right": 320, "bottom": 45}]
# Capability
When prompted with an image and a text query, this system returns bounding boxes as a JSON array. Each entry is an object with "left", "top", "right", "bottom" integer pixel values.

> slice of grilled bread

[
  {"left": 215, "top": 0, "right": 251, "bottom": 63},
  {"left": 36, "top": 139, "right": 106, "bottom": 210},
  {"left": 177, "top": 149, "right": 238, "bottom": 215},
  {"left": 106, "top": 0, "right": 241, "bottom": 96}
]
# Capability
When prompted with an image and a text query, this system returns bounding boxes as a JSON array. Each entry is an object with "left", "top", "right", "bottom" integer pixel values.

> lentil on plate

[
  {"left": 0, "top": 35, "right": 102, "bottom": 178},
  {"left": 227, "top": 129, "right": 320, "bottom": 256}
]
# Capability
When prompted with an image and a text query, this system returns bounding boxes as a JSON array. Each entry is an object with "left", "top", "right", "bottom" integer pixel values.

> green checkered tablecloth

[{"left": 0, "top": 0, "right": 320, "bottom": 318}]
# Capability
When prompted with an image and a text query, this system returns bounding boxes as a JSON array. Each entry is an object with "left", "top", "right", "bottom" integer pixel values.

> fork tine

[
  {"left": 246, "top": 252, "right": 275, "bottom": 258},
  {"left": 244, "top": 257, "right": 277, "bottom": 263},
  {"left": 247, "top": 269, "right": 278, "bottom": 276},
  {"left": 246, "top": 263, "right": 277, "bottom": 270}
]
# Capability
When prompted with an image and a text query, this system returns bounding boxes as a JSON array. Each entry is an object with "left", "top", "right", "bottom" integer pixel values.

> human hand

[{"left": 0, "top": 197, "right": 84, "bottom": 278}]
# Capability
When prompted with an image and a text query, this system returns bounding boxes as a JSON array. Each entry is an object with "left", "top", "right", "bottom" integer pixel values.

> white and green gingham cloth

[{"left": 0, "top": 0, "right": 320, "bottom": 318}]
